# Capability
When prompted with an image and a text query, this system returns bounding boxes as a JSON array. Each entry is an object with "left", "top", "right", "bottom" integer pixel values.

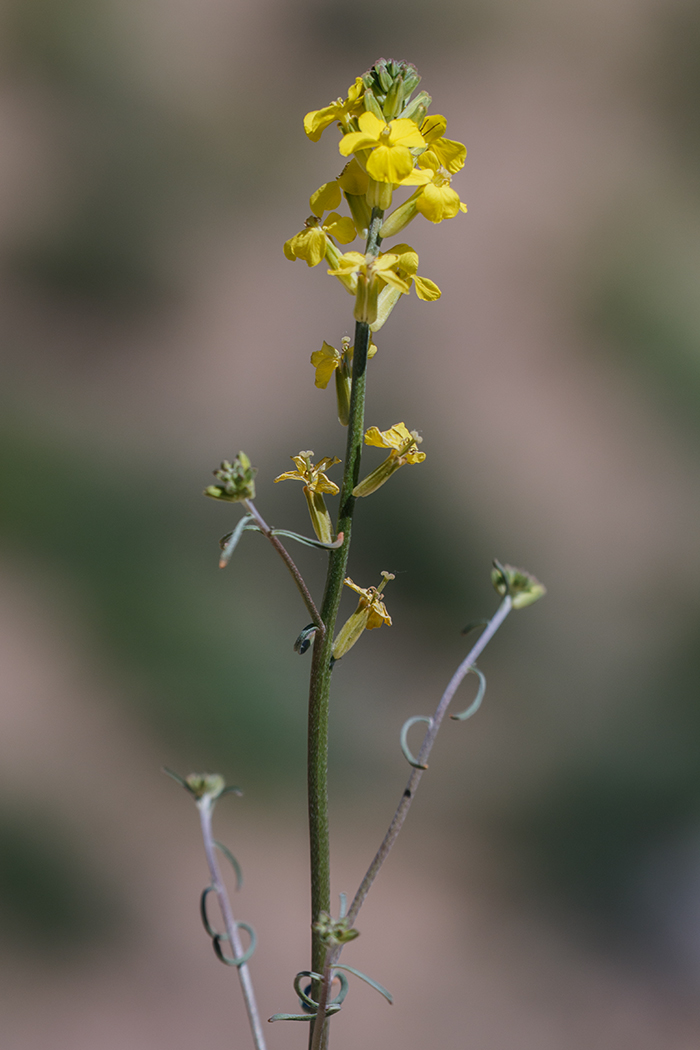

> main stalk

[{"left": 306, "top": 208, "right": 383, "bottom": 1039}]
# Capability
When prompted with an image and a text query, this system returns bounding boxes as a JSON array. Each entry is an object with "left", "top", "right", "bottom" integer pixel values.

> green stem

[{"left": 307, "top": 208, "right": 384, "bottom": 1048}]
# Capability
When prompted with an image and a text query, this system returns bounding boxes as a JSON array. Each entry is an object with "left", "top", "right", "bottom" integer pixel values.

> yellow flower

[
  {"left": 380, "top": 160, "right": 466, "bottom": 235},
  {"left": 274, "top": 451, "right": 341, "bottom": 544},
  {"left": 304, "top": 77, "right": 365, "bottom": 142},
  {"left": 339, "top": 112, "right": 425, "bottom": 184},
  {"left": 419, "top": 114, "right": 466, "bottom": 173},
  {"left": 310, "top": 337, "right": 378, "bottom": 426},
  {"left": 332, "top": 572, "right": 394, "bottom": 660},
  {"left": 353, "top": 422, "right": 425, "bottom": 498},
  {"left": 327, "top": 249, "right": 411, "bottom": 323},
  {"left": 284, "top": 213, "right": 356, "bottom": 267},
  {"left": 369, "top": 244, "right": 441, "bottom": 332},
  {"left": 310, "top": 338, "right": 377, "bottom": 389}
]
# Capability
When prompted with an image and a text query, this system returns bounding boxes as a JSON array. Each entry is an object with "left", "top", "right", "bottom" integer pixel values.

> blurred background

[{"left": 2, "top": 0, "right": 700, "bottom": 1045}]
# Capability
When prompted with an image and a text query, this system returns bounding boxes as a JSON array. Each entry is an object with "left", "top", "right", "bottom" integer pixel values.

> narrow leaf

[
  {"left": 214, "top": 839, "right": 243, "bottom": 890},
  {"left": 450, "top": 666, "right": 486, "bottom": 721},
  {"left": 219, "top": 514, "right": 254, "bottom": 568},
  {"left": 332, "top": 964, "right": 393, "bottom": 1005},
  {"left": 400, "top": 715, "right": 432, "bottom": 769}
]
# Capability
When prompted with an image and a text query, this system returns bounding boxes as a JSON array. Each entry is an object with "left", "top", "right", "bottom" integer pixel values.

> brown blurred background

[{"left": 2, "top": 0, "right": 700, "bottom": 1045}]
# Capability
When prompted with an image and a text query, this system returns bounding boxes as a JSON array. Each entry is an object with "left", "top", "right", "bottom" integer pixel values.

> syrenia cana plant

[{"left": 166, "top": 59, "right": 545, "bottom": 1050}]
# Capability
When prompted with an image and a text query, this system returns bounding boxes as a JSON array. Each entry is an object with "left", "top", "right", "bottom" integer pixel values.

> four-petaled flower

[
  {"left": 327, "top": 249, "right": 412, "bottom": 323},
  {"left": 332, "top": 572, "right": 395, "bottom": 660},
  {"left": 304, "top": 77, "right": 365, "bottom": 142},
  {"left": 418, "top": 114, "right": 466, "bottom": 173},
  {"left": 311, "top": 337, "right": 378, "bottom": 427},
  {"left": 339, "top": 112, "right": 426, "bottom": 184},
  {"left": 274, "top": 451, "right": 341, "bottom": 544},
  {"left": 353, "top": 422, "right": 426, "bottom": 498},
  {"left": 284, "top": 213, "right": 356, "bottom": 267},
  {"left": 310, "top": 338, "right": 377, "bottom": 390}
]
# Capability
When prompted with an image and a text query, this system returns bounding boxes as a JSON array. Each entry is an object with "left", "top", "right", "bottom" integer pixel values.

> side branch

[
  {"left": 346, "top": 595, "right": 513, "bottom": 926},
  {"left": 198, "top": 796, "right": 268, "bottom": 1050},
  {"left": 243, "top": 499, "right": 324, "bottom": 632}
]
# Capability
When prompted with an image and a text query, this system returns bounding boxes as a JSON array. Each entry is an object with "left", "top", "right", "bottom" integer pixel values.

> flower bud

[
  {"left": 205, "top": 452, "right": 257, "bottom": 502},
  {"left": 185, "top": 773, "right": 226, "bottom": 800},
  {"left": 491, "top": 563, "right": 546, "bottom": 609},
  {"left": 401, "top": 90, "right": 431, "bottom": 125},
  {"left": 366, "top": 178, "right": 393, "bottom": 210},
  {"left": 379, "top": 197, "right": 419, "bottom": 238}
]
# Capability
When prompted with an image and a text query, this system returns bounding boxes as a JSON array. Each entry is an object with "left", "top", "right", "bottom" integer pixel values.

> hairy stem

[
  {"left": 307, "top": 207, "right": 384, "bottom": 1049},
  {"left": 198, "top": 795, "right": 267, "bottom": 1050},
  {"left": 309, "top": 949, "right": 333, "bottom": 1050}
]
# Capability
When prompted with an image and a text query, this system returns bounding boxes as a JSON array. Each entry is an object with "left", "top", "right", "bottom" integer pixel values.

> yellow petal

[
  {"left": 337, "top": 159, "right": 369, "bottom": 195},
  {"left": 344, "top": 577, "right": 369, "bottom": 598},
  {"left": 366, "top": 144, "right": 414, "bottom": 184},
  {"left": 357, "top": 111, "right": 386, "bottom": 138},
  {"left": 363, "top": 426, "right": 391, "bottom": 449},
  {"left": 327, "top": 250, "right": 365, "bottom": 276},
  {"left": 286, "top": 227, "right": 327, "bottom": 266},
  {"left": 386, "top": 118, "right": 426, "bottom": 149},
  {"left": 304, "top": 104, "right": 341, "bottom": 142},
  {"left": 412, "top": 275, "right": 442, "bottom": 301},
  {"left": 365, "top": 422, "right": 413, "bottom": 450},
  {"left": 402, "top": 449, "right": 427, "bottom": 464},
  {"left": 310, "top": 342, "right": 340, "bottom": 389},
  {"left": 376, "top": 269, "right": 411, "bottom": 294},
  {"left": 313, "top": 474, "right": 340, "bottom": 495},
  {"left": 274, "top": 470, "right": 303, "bottom": 483},
  {"left": 366, "top": 600, "right": 391, "bottom": 629},
  {"left": 323, "top": 213, "right": 356, "bottom": 244},
  {"left": 396, "top": 167, "right": 432, "bottom": 186},
  {"left": 347, "top": 77, "right": 365, "bottom": 104},
  {"left": 390, "top": 243, "right": 419, "bottom": 275},
  {"left": 431, "top": 137, "right": 466, "bottom": 173},
  {"left": 339, "top": 129, "right": 380, "bottom": 156},
  {"left": 415, "top": 183, "right": 448, "bottom": 223},
  {"left": 420, "top": 114, "right": 447, "bottom": 143},
  {"left": 310, "top": 181, "right": 342, "bottom": 216},
  {"left": 316, "top": 455, "right": 341, "bottom": 472}
]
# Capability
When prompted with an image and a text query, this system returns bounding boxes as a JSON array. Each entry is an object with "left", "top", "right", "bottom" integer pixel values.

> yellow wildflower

[
  {"left": 369, "top": 244, "right": 441, "bottom": 332},
  {"left": 353, "top": 422, "right": 425, "bottom": 498},
  {"left": 380, "top": 160, "right": 466, "bottom": 236},
  {"left": 339, "top": 112, "right": 426, "bottom": 183},
  {"left": 274, "top": 451, "right": 341, "bottom": 545},
  {"left": 332, "top": 572, "right": 394, "bottom": 660},
  {"left": 310, "top": 338, "right": 377, "bottom": 389},
  {"left": 284, "top": 213, "right": 356, "bottom": 267},
  {"left": 310, "top": 337, "right": 378, "bottom": 426},
  {"left": 327, "top": 250, "right": 411, "bottom": 323},
  {"left": 418, "top": 114, "right": 466, "bottom": 173},
  {"left": 304, "top": 77, "right": 365, "bottom": 142}
]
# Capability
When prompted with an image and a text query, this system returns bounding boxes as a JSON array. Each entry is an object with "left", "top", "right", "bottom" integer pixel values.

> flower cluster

[{"left": 285, "top": 59, "right": 467, "bottom": 334}]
